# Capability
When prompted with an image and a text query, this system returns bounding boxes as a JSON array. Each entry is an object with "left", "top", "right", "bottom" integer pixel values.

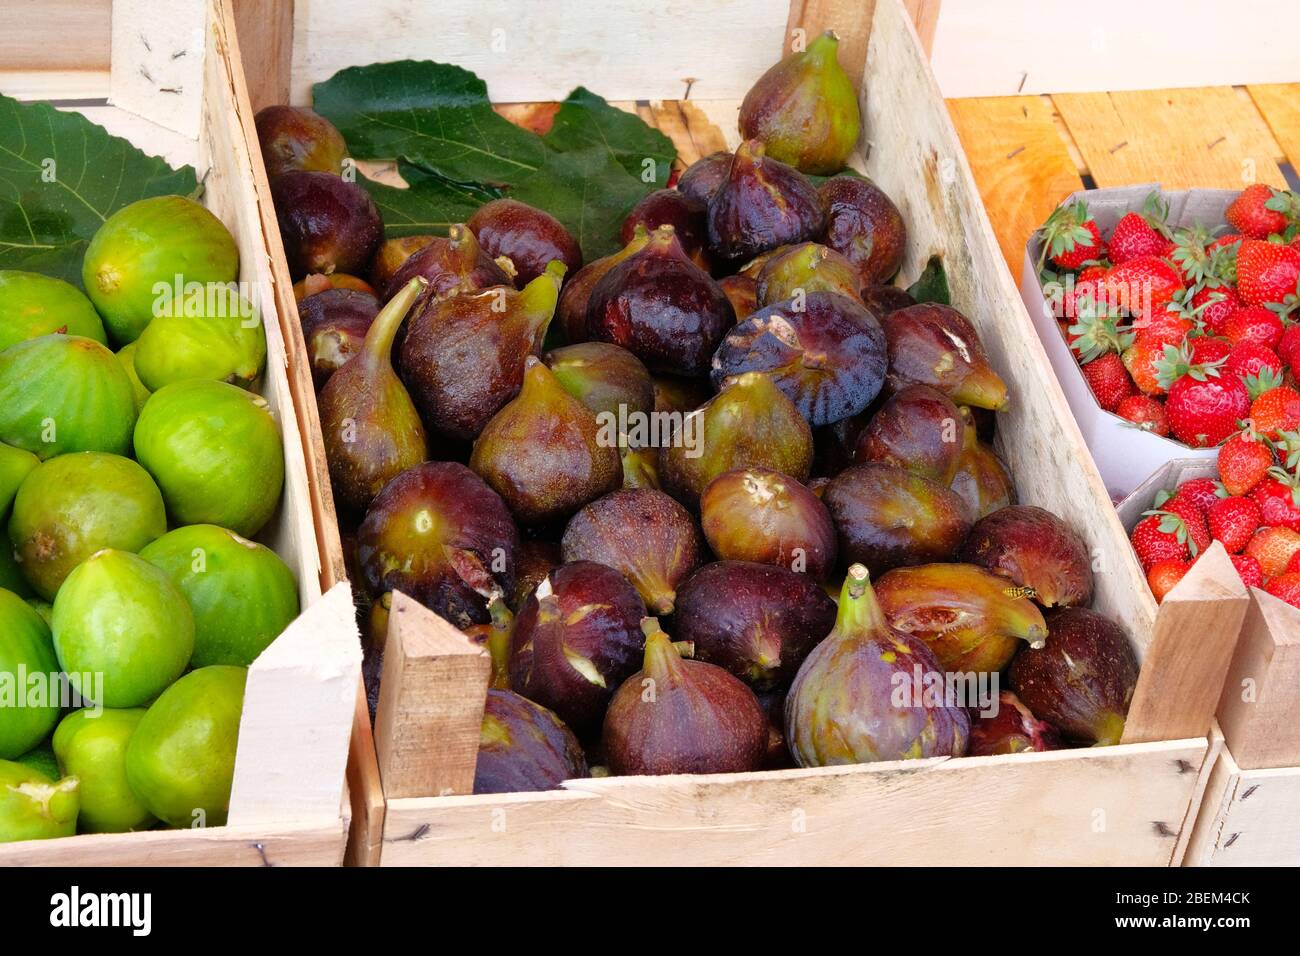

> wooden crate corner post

[{"left": 1215, "top": 587, "right": 1300, "bottom": 770}]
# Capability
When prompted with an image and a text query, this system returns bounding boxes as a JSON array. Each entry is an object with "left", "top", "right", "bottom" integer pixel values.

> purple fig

[
  {"left": 706, "top": 140, "right": 825, "bottom": 264},
  {"left": 473, "top": 688, "right": 589, "bottom": 794},
  {"left": 318, "top": 277, "right": 429, "bottom": 513},
  {"left": 823, "top": 462, "right": 971, "bottom": 575},
  {"left": 960, "top": 505, "right": 1094, "bottom": 608},
  {"left": 968, "top": 690, "right": 1063, "bottom": 756},
  {"left": 711, "top": 291, "right": 886, "bottom": 426},
  {"left": 653, "top": 375, "right": 711, "bottom": 415},
  {"left": 602, "top": 618, "right": 768, "bottom": 775},
  {"left": 293, "top": 272, "right": 376, "bottom": 302},
  {"left": 621, "top": 189, "right": 707, "bottom": 261},
  {"left": 785, "top": 564, "right": 970, "bottom": 765},
  {"left": 356, "top": 461, "right": 520, "bottom": 628},
  {"left": 718, "top": 274, "right": 758, "bottom": 321},
  {"left": 561, "top": 489, "right": 704, "bottom": 615},
  {"left": 699, "top": 466, "right": 836, "bottom": 579},
  {"left": 255, "top": 105, "right": 347, "bottom": 178},
  {"left": 298, "top": 288, "right": 378, "bottom": 390},
  {"left": 510, "top": 560, "right": 646, "bottom": 733},
  {"left": 1009, "top": 607, "right": 1139, "bottom": 746},
  {"left": 370, "top": 235, "right": 435, "bottom": 291},
  {"left": 586, "top": 225, "right": 734, "bottom": 377},
  {"left": 874, "top": 563, "right": 1049, "bottom": 673},
  {"left": 383, "top": 224, "right": 513, "bottom": 305},
  {"left": 272, "top": 170, "right": 382, "bottom": 280},
  {"left": 468, "top": 198, "right": 583, "bottom": 285},
  {"left": 676, "top": 151, "right": 732, "bottom": 206},
  {"left": 819, "top": 176, "right": 907, "bottom": 286},
  {"left": 755, "top": 687, "right": 794, "bottom": 769},
  {"left": 884, "top": 304, "right": 1009, "bottom": 410},
  {"left": 543, "top": 342, "right": 655, "bottom": 428},
  {"left": 738, "top": 31, "right": 861, "bottom": 175},
  {"left": 755, "top": 242, "right": 862, "bottom": 306},
  {"left": 852, "top": 383, "right": 962, "bottom": 483},
  {"left": 507, "top": 539, "right": 563, "bottom": 613},
  {"left": 401, "top": 261, "right": 564, "bottom": 441},
  {"left": 673, "top": 560, "right": 836, "bottom": 688},
  {"left": 557, "top": 228, "right": 650, "bottom": 344},
  {"left": 860, "top": 283, "right": 916, "bottom": 315},
  {"left": 950, "top": 406, "right": 1016, "bottom": 519},
  {"left": 470, "top": 357, "right": 622, "bottom": 528}
]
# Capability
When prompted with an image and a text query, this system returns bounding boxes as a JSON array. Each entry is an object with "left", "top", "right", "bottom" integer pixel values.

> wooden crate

[
  {"left": 235, "top": 0, "right": 1256, "bottom": 866},
  {"left": 0, "top": 0, "right": 360, "bottom": 866}
]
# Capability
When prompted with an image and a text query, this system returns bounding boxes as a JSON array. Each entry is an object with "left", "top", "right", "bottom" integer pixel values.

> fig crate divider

[
  {"left": 0, "top": 0, "right": 360, "bottom": 867},
  {"left": 232, "top": 0, "right": 1252, "bottom": 865}
]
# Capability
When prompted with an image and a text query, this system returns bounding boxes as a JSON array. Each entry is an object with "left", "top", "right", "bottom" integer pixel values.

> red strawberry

[
  {"left": 1218, "top": 428, "right": 1274, "bottom": 496},
  {"left": 1110, "top": 208, "right": 1171, "bottom": 265},
  {"left": 1279, "top": 324, "right": 1300, "bottom": 368},
  {"left": 1189, "top": 284, "right": 1241, "bottom": 335},
  {"left": 1246, "top": 525, "right": 1300, "bottom": 577},
  {"left": 1162, "top": 497, "right": 1212, "bottom": 554},
  {"left": 1224, "top": 341, "right": 1282, "bottom": 383},
  {"left": 1172, "top": 476, "right": 1221, "bottom": 514},
  {"left": 1039, "top": 201, "right": 1104, "bottom": 271},
  {"left": 1066, "top": 310, "right": 1132, "bottom": 362},
  {"left": 1188, "top": 336, "right": 1232, "bottom": 365},
  {"left": 1287, "top": 549, "right": 1300, "bottom": 574},
  {"left": 1104, "top": 255, "right": 1184, "bottom": 322},
  {"left": 1224, "top": 304, "right": 1283, "bottom": 350},
  {"left": 1250, "top": 468, "right": 1300, "bottom": 532},
  {"left": 1207, "top": 495, "right": 1261, "bottom": 553},
  {"left": 1236, "top": 239, "right": 1300, "bottom": 312},
  {"left": 1115, "top": 394, "right": 1168, "bottom": 435},
  {"left": 1231, "top": 554, "right": 1264, "bottom": 589},
  {"left": 1157, "top": 345, "right": 1250, "bottom": 447},
  {"left": 1225, "top": 184, "right": 1290, "bottom": 240},
  {"left": 1081, "top": 353, "right": 1134, "bottom": 412},
  {"left": 1130, "top": 513, "right": 1190, "bottom": 570},
  {"left": 1248, "top": 380, "right": 1300, "bottom": 438},
  {"left": 1146, "top": 558, "right": 1191, "bottom": 602},
  {"left": 1265, "top": 571, "right": 1300, "bottom": 609}
]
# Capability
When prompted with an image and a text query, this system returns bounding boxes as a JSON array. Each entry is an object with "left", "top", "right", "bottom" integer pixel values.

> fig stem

[
  {"left": 519, "top": 260, "right": 568, "bottom": 345},
  {"left": 834, "top": 563, "right": 887, "bottom": 636},
  {"left": 640, "top": 616, "right": 686, "bottom": 683},
  {"left": 485, "top": 596, "right": 513, "bottom": 691},
  {"left": 366, "top": 276, "right": 427, "bottom": 362}
]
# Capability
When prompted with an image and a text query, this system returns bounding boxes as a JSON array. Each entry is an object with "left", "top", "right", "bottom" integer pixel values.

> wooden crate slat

[
  {"left": 1247, "top": 83, "right": 1300, "bottom": 173},
  {"left": 1053, "top": 87, "right": 1287, "bottom": 190},
  {"left": 947, "top": 94, "right": 1084, "bottom": 272}
]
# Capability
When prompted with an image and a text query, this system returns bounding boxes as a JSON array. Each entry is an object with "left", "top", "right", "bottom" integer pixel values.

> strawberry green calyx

[
  {"left": 1141, "top": 191, "right": 1173, "bottom": 239},
  {"left": 1263, "top": 188, "right": 1300, "bottom": 225},
  {"left": 1067, "top": 311, "right": 1133, "bottom": 363},
  {"left": 1141, "top": 508, "right": 1200, "bottom": 557},
  {"left": 1263, "top": 273, "right": 1300, "bottom": 322},
  {"left": 1244, "top": 366, "right": 1285, "bottom": 402},
  {"left": 1154, "top": 341, "right": 1224, "bottom": 393},
  {"left": 1037, "top": 199, "right": 1096, "bottom": 274},
  {"left": 1266, "top": 464, "right": 1300, "bottom": 508}
]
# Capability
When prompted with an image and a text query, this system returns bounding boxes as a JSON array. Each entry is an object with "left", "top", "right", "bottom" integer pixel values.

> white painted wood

[
  {"left": 0, "top": 70, "right": 111, "bottom": 100},
  {"left": 109, "top": 0, "right": 207, "bottom": 139}
]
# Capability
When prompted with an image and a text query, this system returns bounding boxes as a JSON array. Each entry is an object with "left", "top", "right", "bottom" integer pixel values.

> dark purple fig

[
  {"left": 968, "top": 690, "right": 1063, "bottom": 757},
  {"left": 468, "top": 198, "right": 583, "bottom": 285},
  {"left": 823, "top": 462, "right": 971, "bottom": 575},
  {"left": 621, "top": 189, "right": 707, "bottom": 261},
  {"left": 507, "top": 539, "right": 563, "bottom": 612},
  {"left": 383, "top": 224, "right": 513, "bottom": 305},
  {"left": 1009, "top": 607, "right": 1139, "bottom": 746},
  {"left": 738, "top": 31, "right": 861, "bottom": 175},
  {"left": 950, "top": 406, "right": 1016, "bottom": 519},
  {"left": 272, "top": 170, "right": 383, "bottom": 280},
  {"left": 756, "top": 242, "right": 862, "bottom": 306},
  {"left": 557, "top": 228, "right": 649, "bottom": 344},
  {"left": 785, "top": 564, "right": 970, "bottom": 765},
  {"left": 653, "top": 375, "right": 710, "bottom": 415},
  {"left": 674, "top": 560, "right": 836, "bottom": 689},
  {"left": 620, "top": 446, "right": 660, "bottom": 490},
  {"left": 960, "top": 505, "right": 1094, "bottom": 609},
  {"left": 357, "top": 461, "right": 520, "bottom": 628},
  {"left": 819, "top": 176, "right": 907, "bottom": 286},
  {"left": 603, "top": 618, "right": 767, "bottom": 775},
  {"left": 370, "top": 235, "right": 435, "bottom": 292},
  {"left": 586, "top": 225, "right": 734, "bottom": 377},
  {"left": 543, "top": 342, "right": 654, "bottom": 429},
  {"left": 711, "top": 291, "right": 886, "bottom": 427},
  {"left": 294, "top": 272, "right": 376, "bottom": 302},
  {"left": 699, "top": 467, "right": 836, "bottom": 579},
  {"left": 852, "top": 383, "right": 962, "bottom": 483},
  {"left": 676, "top": 151, "right": 732, "bottom": 206},
  {"left": 401, "top": 261, "right": 564, "bottom": 441},
  {"left": 561, "top": 489, "right": 704, "bottom": 614},
  {"left": 255, "top": 105, "right": 347, "bottom": 178},
  {"left": 875, "top": 563, "right": 1048, "bottom": 673},
  {"left": 860, "top": 284, "right": 915, "bottom": 315},
  {"left": 755, "top": 687, "right": 794, "bottom": 768},
  {"left": 718, "top": 274, "right": 758, "bottom": 321},
  {"left": 473, "top": 689, "right": 588, "bottom": 794},
  {"left": 884, "top": 304, "right": 1009, "bottom": 410},
  {"left": 510, "top": 560, "right": 646, "bottom": 733},
  {"left": 298, "top": 288, "right": 378, "bottom": 390},
  {"left": 319, "top": 278, "right": 429, "bottom": 513},
  {"left": 470, "top": 357, "right": 622, "bottom": 528},
  {"left": 707, "top": 140, "right": 825, "bottom": 264},
  {"left": 660, "top": 372, "right": 813, "bottom": 509}
]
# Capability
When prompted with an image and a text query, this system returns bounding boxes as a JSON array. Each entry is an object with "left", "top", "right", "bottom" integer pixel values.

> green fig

[
  {"left": 544, "top": 342, "right": 655, "bottom": 431},
  {"left": 0, "top": 442, "right": 38, "bottom": 517},
  {"left": 0, "top": 271, "right": 106, "bottom": 349},
  {"left": 15, "top": 744, "right": 59, "bottom": 781},
  {"left": 115, "top": 342, "right": 152, "bottom": 414},
  {"left": 0, "top": 759, "right": 78, "bottom": 842},
  {"left": 0, "top": 589, "right": 60, "bottom": 759},
  {"left": 755, "top": 241, "right": 862, "bottom": 306},
  {"left": 133, "top": 282, "right": 267, "bottom": 391},
  {"left": 52, "top": 708, "right": 155, "bottom": 833}
]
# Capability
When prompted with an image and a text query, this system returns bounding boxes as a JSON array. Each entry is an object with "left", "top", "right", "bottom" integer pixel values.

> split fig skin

[
  {"left": 718, "top": 275, "right": 759, "bottom": 322},
  {"left": 960, "top": 505, "right": 1094, "bottom": 609},
  {"left": 468, "top": 198, "right": 583, "bottom": 285},
  {"left": 673, "top": 560, "right": 836, "bottom": 689},
  {"left": 561, "top": 488, "right": 704, "bottom": 615},
  {"left": 950, "top": 406, "right": 1016, "bottom": 520},
  {"left": 860, "top": 284, "right": 916, "bottom": 316},
  {"left": 621, "top": 189, "right": 708, "bottom": 261},
  {"left": 676, "top": 151, "right": 733, "bottom": 206},
  {"left": 852, "top": 383, "right": 963, "bottom": 483},
  {"left": 357, "top": 461, "right": 520, "bottom": 629},
  {"left": 544, "top": 342, "right": 655, "bottom": 427},
  {"left": 293, "top": 272, "right": 376, "bottom": 302},
  {"left": 383, "top": 224, "right": 513, "bottom": 305},
  {"left": 755, "top": 242, "right": 863, "bottom": 306},
  {"left": 557, "top": 228, "right": 650, "bottom": 344},
  {"left": 706, "top": 140, "right": 826, "bottom": 264},
  {"left": 822, "top": 463, "right": 972, "bottom": 575},
  {"left": 621, "top": 446, "right": 660, "bottom": 490},
  {"left": 738, "top": 30, "right": 861, "bottom": 175},
  {"left": 318, "top": 277, "right": 429, "bottom": 514},
  {"left": 255, "top": 105, "right": 347, "bottom": 178},
  {"left": 819, "top": 176, "right": 907, "bottom": 286},
  {"left": 602, "top": 619, "right": 768, "bottom": 775},
  {"left": 711, "top": 291, "right": 886, "bottom": 427},
  {"left": 507, "top": 538, "right": 563, "bottom": 612},
  {"left": 785, "top": 565, "right": 970, "bottom": 766},
  {"left": 1009, "top": 607, "right": 1139, "bottom": 746},
  {"left": 470, "top": 357, "right": 623, "bottom": 528},
  {"left": 510, "top": 560, "right": 647, "bottom": 734},
  {"left": 968, "top": 690, "right": 1063, "bottom": 756},
  {"left": 874, "top": 562, "right": 1049, "bottom": 674},
  {"left": 298, "top": 288, "right": 379, "bottom": 390},
  {"left": 586, "top": 225, "right": 734, "bottom": 377},
  {"left": 370, "top": 235, "right": 435, "bottom": 292},
  {"left": 699, "top": 467, "right": 837, "bottom": 580},
  {"left": 883, "top": 304, "right": 1009, "bottom": 411},
  {"left": 473, "top": 689, "right": 589, "bottom": 794},
  {"left": 271, "top": 170, "right": 383, "bottom": 280}
]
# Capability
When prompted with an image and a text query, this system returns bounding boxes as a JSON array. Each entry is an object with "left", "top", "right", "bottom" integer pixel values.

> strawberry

[
  {"left": 1081, "top": 353, "right": 1134, "bottom": 412},
  {"left": 1066, "top": 310, "right": 1132, "bottom": 362},
  {"left": 1266, "top": 572, "right": 1300, "bottom": 608},
  {"left": 1130, "top": 513, "right": 1190, "bottom": 570},
  {"left": 1226, "top": 184, "right": 1290, "bottom": 240},
  {"left": 1122, "top": 337, "right": 1169, "bottom": 396},
  {"left": 1115, "top": 394, "right": 1168, "bottom": 435},
  {"left": 1188, "top": 336, "right": 1232, "bottom": 365},
  {"left": 1039, "top": 200, "right": 1104, "bottom": 271},
  {"left": 1236, "top": 239, "right": 1300, "bottom": 313},
  {"left": 1191, "top": 284, "right": 1241, "bottom": 335},
  {"left": 1250, "top": 467, "right": 1300, "bottom": 532},
  {"left": 1247, "top": 378, "right": 1300, "bottom": 438},
  {"left": 1279, "top": 324, "right": 1300, "bottom": 369},
  {"left": 1231, "top": 554, "right": 1264, "bottom": 589},
  {"left": 1104, "top": 255, "right": 1184, "bottom": 322},
  {"left": 1109, "top": 198, "right": 1171, "bottom": 265},
  {"left": 1224, "top": 304, "right": 1283, "bottom": 350},
  {"left": 1207, "top": 495, "right": 1261, "bottom": 553},
  {"left": 1218, "top": 428, "right": 1274, "bottom": 496},
  {"left": 1224, "top": 341, "right": 1282, "bottom": 383},
  {"left": 1245, "top": 525, "right": 1300, "bottom": 577},
  {"left": 1161, "top": 497, "right": 1212, "bottom": 554},
  {"left": 1287, "top": 549, "right": 1300, "bottom": 574},
  {"left": 1156, "top": 344, "right": 1250, "bottom": 446},
  {"left": 1146, "top": 558, "right": 1191, "bottom": 602},
  {"left": 1172, "top": 476, "right": 1222, "bottom": 514}
]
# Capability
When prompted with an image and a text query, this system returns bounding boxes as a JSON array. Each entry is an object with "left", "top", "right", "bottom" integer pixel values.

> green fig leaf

[
  {"left": 906, "top": 255, "right": 951, "bottom": 305},
  {"left": 360, "top": 162, "right": 502, "bottom": 237},
  {"left": 0, "top": 93, "right": 199, "bottom": 286}
]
